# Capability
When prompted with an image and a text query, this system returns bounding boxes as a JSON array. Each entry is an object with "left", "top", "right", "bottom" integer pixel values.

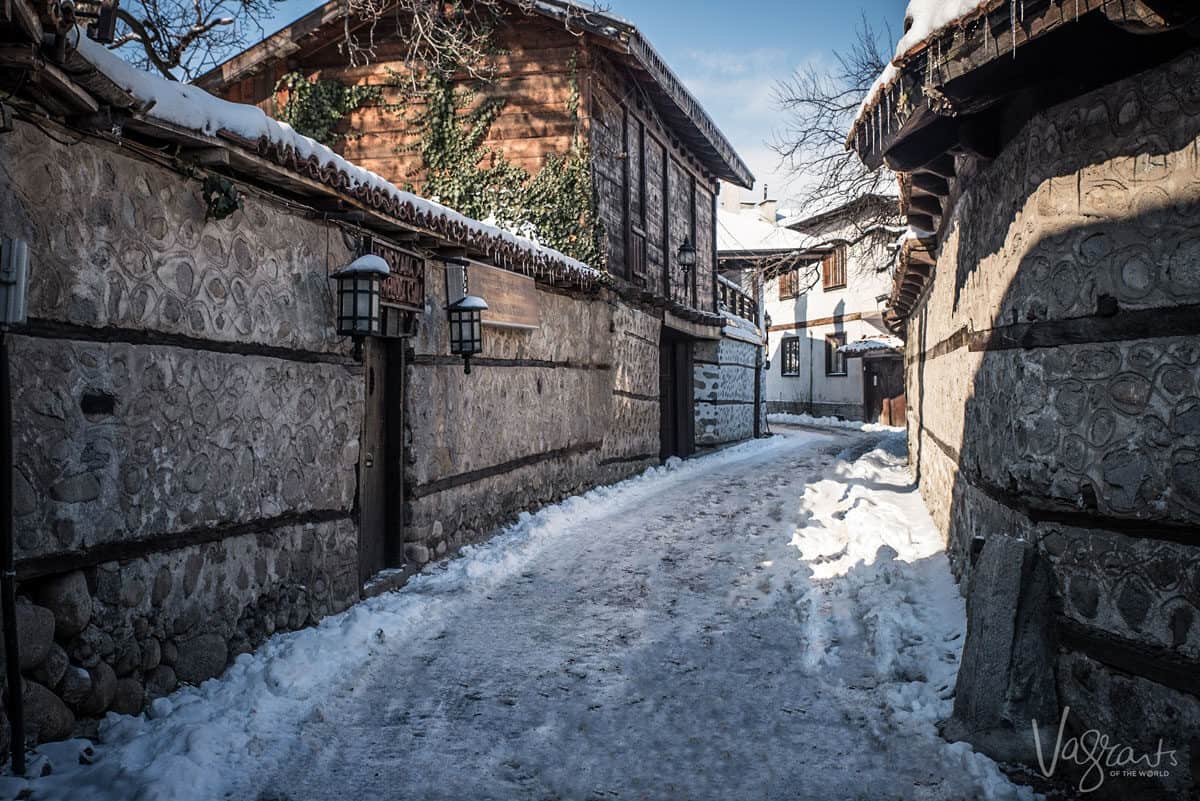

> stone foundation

[
  {"left": 766, "top": 400, "right": 865, "bottom": 420},
  {"left": 4, "top": 519, "right": 357, "bottom": 744}
]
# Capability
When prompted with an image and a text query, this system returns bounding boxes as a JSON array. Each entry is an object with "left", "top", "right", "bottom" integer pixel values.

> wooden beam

[
  {"left": 907, "top": 213, "right": 935, "bottom": 232},
  {"left": 922, "top": 154, "right": 956, "bottom": 179},
  {"left": 908, "top": 194, "right": 942, "bottom": 218},
  {"left": 911, "top": 171, "right": 949, "bottom": 196},
  {"left": 955, "top": 114, "right": 1003, "bottom": 161},
  {"left": 182, "top": 147, "right": 231, "bottom": 166}
]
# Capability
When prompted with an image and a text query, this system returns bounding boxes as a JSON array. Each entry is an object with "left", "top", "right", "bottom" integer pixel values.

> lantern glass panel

[{"left": 336, "top": 272, "right": 381, "bottom": 336}]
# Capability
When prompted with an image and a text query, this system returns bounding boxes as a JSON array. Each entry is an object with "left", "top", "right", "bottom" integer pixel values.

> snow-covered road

[{"left": 17, "top": 426, "right": 1035, "bottom": 801}]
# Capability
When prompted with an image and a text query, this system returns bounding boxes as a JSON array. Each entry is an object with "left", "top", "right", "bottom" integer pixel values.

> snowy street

[{"left": 19, "top": 426, "right": 1032, "bottom": 801}]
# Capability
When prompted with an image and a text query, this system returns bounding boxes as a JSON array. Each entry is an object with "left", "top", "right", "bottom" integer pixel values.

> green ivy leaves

[
  {"left": 409, "top": 72, "right": 604, "bottom": 269},
  {"left": 275, "top": 72, "right": 383, "bottom": 146}
]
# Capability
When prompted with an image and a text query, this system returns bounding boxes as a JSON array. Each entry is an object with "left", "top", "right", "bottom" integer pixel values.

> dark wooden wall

[
  {"left": 584, "top": 47, "right": 718, "bottom": 312},
  {"left": 214, "top": 13, "right": 722, "bottom": 313}
]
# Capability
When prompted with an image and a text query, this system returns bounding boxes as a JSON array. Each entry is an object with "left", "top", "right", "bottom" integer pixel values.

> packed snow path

[{"left": 21, "top": 426, "right": 1034, "bottom": 801}]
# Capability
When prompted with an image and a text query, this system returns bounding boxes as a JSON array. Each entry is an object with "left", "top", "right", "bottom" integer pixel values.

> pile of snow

[
  {"left": 720, "top": 313, "right": 762, "bottom": 344},
  {"left": 895, "top": 0, "right": 992, "bottom": 59},
  {"left": 67, "top": 32, "right": 597, "bottom": 279},
  {"left": 788, "top": 433, "right": 1036, "bottom": 800},
  {"left": 840, "top": 335, "right": 903, "bottom": 354},
  {"left": 769, "top": 411, "right": 903, "bottom": 433}
]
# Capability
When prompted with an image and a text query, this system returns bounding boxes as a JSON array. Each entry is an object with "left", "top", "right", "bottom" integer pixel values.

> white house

[{"left": 718, "top": 192, "right": 905, "bottom": 424}]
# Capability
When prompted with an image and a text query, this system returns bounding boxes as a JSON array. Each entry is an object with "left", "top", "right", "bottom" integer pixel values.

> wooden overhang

[
  {"left": 193, "top": 0, "right": 755, "bottom": 189},
  {"left": 0, "top": 3, "right": 602, "bottom": 291},
  {"left": 847, "top": 0, "right": 1200, "bottom": 323}
]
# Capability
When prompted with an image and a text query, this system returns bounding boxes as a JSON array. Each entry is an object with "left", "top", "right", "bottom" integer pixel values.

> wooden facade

[{"left": 196, "top": 1, "right": 746, "bottom": 318}]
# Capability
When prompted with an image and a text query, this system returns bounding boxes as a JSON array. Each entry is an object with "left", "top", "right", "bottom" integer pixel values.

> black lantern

[
  {"left": 447, "top": 294, "right": 488, "bottom": 374},
  {"left": 332, "top": 254, "right": 388, "bottom": 350},
  {"left": 677, "top": 236, "right": 697, "bottom": 272}
]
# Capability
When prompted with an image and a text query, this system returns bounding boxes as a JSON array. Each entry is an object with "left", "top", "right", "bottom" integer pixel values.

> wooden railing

[{"left": 717, "top": 275, "right": 757, "bottom": 323}]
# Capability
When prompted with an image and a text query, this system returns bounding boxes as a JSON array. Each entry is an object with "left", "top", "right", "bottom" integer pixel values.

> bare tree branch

[
  {"left": 771, "top": 14, "right": 900, "bottom": 238},
  {"left": 107, "top": 0, "right": 277, "bottom": 80}
]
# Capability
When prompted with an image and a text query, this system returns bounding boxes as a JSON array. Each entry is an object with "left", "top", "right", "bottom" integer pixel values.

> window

[
  {"left": 779, "top": 269, "right": 799, "bottom": 300},
  {"left": 825, "top": 333, "right": 847, "bottom": 376},
  {"left": 782, "top": 337, "right": 801, "bottom": 376},
  {"left": 822, "top": 245, "right": 847, "bottom": 290}
]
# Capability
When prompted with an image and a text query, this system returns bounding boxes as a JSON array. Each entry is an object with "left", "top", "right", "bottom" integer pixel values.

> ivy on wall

[
  {"left": 273, "top": 54, "right": 605, "bottom": 268},
  {"left": 399, "top": 57, "right": 605, "bottom": 269},
  {"left": 274, "top": 72, "right": 383, "bottom": 146}
]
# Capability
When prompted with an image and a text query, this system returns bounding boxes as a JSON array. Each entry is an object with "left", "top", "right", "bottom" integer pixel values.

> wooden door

[
  {"left": 660, "top": 331, "right": 695, "bottom": 459},
  {"left": 358, "top": 338, "right": 406, "bottom": 584},
  {"left": 864, "top": 356, "right": 906, "bottom": 426}
]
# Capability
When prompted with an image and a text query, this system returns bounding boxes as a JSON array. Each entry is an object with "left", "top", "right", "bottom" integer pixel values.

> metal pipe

[{"left": 0, "top": 331, "right": 24, "bottom": 775}]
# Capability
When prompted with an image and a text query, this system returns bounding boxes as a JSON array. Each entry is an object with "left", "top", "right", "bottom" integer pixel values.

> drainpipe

[
  {"left": 1, "top": 331, "right": 24, "bottom": 775},
  {"left": 753, "top": 273, "right": 762, "bottom": 438}
]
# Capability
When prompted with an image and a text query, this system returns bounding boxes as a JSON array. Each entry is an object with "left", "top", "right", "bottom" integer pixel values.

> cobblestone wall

[
  {"left": 0, "top": 121, "right": 361, "bottom": 744},
  {"left": 694, "top": 336, "right": 760, "bottom": 447},
  {"left": 402, "top": 265, "right": 662, "bottom": 565},
  {"left": 906, "top": 48, "right": 1200, "bottom": 796}
]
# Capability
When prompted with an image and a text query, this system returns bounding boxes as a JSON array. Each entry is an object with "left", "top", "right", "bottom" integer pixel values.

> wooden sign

[
  {"left": 469, "top": 262, "right": 540, "bottom": 330},
  {"left": 371, "top": 240, "right": 424, "bottom": 312}
]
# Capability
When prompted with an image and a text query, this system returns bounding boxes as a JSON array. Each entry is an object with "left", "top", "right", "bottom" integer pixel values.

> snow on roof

[
  {"left": 852, "top": 0, "right": 993, "bottom": 135},
  {"left": 68, "top": 31, "right": 599, "bottom": 281},
  {"left": 839, "top": 335, "right": 904, "bottom": 355},
  {"left": 778, "top": 192, "right": 900, "bottom": 232},
  {"left": 717, "top": 208, "right": 814, "bottom": 254}
]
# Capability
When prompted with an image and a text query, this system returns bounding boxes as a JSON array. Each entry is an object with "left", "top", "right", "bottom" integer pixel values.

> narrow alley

[{"left": 19, "top": 426, "right": 1031, "bottom": 801}]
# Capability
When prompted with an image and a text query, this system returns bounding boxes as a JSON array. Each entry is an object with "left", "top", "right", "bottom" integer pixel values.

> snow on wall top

[{"left": 68, "top": 31, "right": 599, "bottom": 282}]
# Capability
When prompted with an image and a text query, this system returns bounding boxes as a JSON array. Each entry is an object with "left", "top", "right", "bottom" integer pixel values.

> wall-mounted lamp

[
  {"left": 677, "top": 236, "right": 697, "bottom": 274},
  {"left": 447, "top": 294, "right": 488, "bottom": 375},
  {"left": 443, "top": 257, "right": 488, "bottom": 375},
  {"left": 332, "top": 253, "right": 389, "bottom": 358}
]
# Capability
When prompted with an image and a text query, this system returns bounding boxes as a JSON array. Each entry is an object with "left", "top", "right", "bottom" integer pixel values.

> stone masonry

[
  {"left": 0, "top": 120, "right": 361, "bottom": 742},
  {"left": 906, "top": 47, "right": 1200, "bottom": 797}
]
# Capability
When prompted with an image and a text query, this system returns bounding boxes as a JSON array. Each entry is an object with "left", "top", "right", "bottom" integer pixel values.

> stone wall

[
  {"left": 0, "top": 111, "right": 751, "bottom": 751},
  {"left": 0, "top": 121, "right": 362, "bottom": 743},
  {"left": 403, "top": 265, "right": 662, "bottom": 564},
  {"left": 694, "top": 335, "right": 761, "bottom": 447},
  {"left": 906, "top": 48, "right": 1200, "bottom": 797}
]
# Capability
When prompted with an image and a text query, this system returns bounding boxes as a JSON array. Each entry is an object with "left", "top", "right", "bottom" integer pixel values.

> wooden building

[
  {"left": 850, "top": 1, "right": 1200, "bottom": 796},
  {"left": 196, "top": 2, "right": 758, "bottom": 462}
]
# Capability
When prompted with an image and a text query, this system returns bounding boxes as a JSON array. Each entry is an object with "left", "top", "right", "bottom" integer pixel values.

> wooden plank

[{"left": 470, "top": 261, "right": 541, "bottom": 329}]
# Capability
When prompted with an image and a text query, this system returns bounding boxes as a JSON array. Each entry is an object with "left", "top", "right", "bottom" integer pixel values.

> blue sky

[{"left": 256, "top": 0, "right": 909, "bottom": 205}]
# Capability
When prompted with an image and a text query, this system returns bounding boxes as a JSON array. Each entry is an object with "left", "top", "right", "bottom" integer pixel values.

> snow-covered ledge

[{"left": 68, "top": 31, "right": 600, "bottom": 284}]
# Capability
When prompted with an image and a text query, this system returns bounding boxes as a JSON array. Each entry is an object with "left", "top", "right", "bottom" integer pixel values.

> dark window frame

[
  {"left": 825, "top": 333, "right": 848, "bottom": 376},
  {"left": 781, "top": 337, "right": 802, "bottom": 376}
]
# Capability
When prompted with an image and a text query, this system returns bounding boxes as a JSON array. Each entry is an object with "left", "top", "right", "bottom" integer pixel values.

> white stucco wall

[{"left": 763, "top": 217, "right": 894, "bottom": 419}]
